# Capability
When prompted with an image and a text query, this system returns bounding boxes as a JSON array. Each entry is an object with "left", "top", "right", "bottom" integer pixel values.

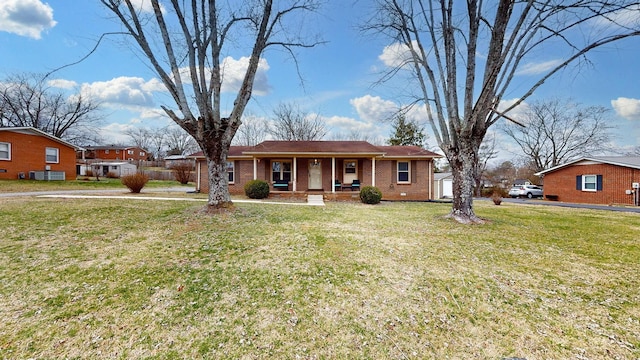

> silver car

[{"left": 508, "top": 185, "right": 543, "bottom": 199}]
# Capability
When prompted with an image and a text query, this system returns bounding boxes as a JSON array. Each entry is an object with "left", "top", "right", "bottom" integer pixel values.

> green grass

[
  {"left": 0, "top": 178, "right": 192, "bottom": 192},
  {"left": 0, "top": 195, "right": 638, "bottom": 359}
]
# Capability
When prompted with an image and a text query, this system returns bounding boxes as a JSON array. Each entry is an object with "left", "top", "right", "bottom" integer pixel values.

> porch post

[
  {"left": 253, "top": 157, "right": 257, "bottom": 180},
  {"left": 293, "top": 157, "right": 297, "bottom": 192},
  {"left": 331, "top": 157, "right": 336, "bottom": 193},
  {"left": 371, "top": 157, "right": 376, "bottom": 187},
  {"left": 196, "top": 160, "right": 201, "bottom": 192}
]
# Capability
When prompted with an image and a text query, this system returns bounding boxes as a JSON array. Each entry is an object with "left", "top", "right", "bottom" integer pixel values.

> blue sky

[{"left": 1, "top": 0, "right": 639, "bottom": 162}]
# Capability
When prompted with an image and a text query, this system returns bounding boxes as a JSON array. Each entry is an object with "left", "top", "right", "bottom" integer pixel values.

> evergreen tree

[{"left": 388, "top": 115, "right": 427, "bottom": 147}]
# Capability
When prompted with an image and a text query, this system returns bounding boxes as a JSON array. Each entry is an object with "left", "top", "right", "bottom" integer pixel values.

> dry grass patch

[{"left": 0, "top": 198, "right": 638, "bottom": 359}]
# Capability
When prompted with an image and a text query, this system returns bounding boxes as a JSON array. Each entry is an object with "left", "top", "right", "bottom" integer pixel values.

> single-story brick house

[
  {"left": 190, "top": 141, "right": 442, "bottom": 201},
  {"left": 535, "top": 156, "right": 640, "bottom": 206},
  {"left": 0, "top": 127, "right": 80, "bottom": 181}
]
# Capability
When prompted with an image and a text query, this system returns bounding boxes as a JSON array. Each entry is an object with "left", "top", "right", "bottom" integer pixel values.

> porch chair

[
  {"left": 334, "top": 179, "right": 342, "bottom": 191},
  {"left": 351, "top": 179, "right": 361, "bottom": 191}
]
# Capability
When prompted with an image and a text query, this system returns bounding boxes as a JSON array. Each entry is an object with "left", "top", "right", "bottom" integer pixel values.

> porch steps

[{"left": 307, "top": 194, "right": 325, "bottom": 206}]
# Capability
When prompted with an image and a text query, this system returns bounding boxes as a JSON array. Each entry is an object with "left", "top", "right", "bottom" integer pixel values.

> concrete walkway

[{"left": 37, "top": 193, "right": 325, "bottom": 206}]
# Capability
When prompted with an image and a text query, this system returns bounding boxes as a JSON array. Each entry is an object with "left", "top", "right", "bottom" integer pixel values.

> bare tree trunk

[{"left": 446, "top": 139, "right": 484, "bottom": 224}]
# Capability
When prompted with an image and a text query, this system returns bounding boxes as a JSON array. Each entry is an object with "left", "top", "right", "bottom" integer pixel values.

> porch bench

[
  {"left": 545, "top": 194, "right": 559, "bottom": 201},
  {"left": 273, "top": 179, "right": 289, "bottom": 191}
]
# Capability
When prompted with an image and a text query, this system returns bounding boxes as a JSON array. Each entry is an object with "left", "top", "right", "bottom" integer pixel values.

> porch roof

[
  {"left": 188, "top": 141, "right": 442, "bottom": 159},
  {"left": 243, "top": 141, "right": 385, "bottom": 157}
]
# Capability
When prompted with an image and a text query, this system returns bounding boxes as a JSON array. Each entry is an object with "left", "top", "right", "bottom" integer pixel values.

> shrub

[
  {"left": 359, "top": 185, "right": 383, "bottom": 204},
  {"left": 171, "top": 162, "right": 194, "bottom": 184},
  {"left": 491, "top": 191, "right": 502, "bottom": 205},
  {"left": 85, "top": 169, "right": 94, "bottom": 177},
  {"left": 121, "top": 172, "right": 149, "bottom": 193},
  {"left": 244, "top": 179, "right": 270, "bottom": 199},
  {"left": 106, "top": 171, "right": 119, "bottom": 179}
]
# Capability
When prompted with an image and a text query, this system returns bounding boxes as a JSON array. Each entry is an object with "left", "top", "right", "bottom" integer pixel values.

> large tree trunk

[
  {"left": 446, "top": 140, "right": 485, "bottom": 224},
  {"left": 200, "top": 130, "right": 234, "bottom": 210}
]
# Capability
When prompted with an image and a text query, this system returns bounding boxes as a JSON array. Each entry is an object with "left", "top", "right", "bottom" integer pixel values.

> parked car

[{"left": 508, "top": 185, "right": 543, "bottom": 199}]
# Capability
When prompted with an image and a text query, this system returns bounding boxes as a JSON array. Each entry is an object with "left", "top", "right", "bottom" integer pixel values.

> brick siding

[
  {"left": 0, "top": 131, "right": 76, "bottom": 180},
  {"left": 198, "top": 157, "right": 435, "bottom": 201},
  {"left": 543, "top": 163, "right": 640, "bottom": 205}
]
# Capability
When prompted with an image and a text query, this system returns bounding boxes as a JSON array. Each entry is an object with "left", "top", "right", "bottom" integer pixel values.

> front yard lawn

[{"left": 0, "top": 197, "right": 638, "bottom": 359}]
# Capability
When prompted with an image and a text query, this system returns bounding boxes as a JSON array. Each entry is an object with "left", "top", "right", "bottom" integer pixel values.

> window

[
  {"left": 105, "top": 149, "right": 110, "bottom": 154},
  {"left": 272, "top": 160, "right": 291, "bottom": 181},
  {"left": 115, "top": 150, "right": 120, "bottom": 154},
  {"left": 45, "top": 147, "right": 59, "bottom": 163},
  {"left": 583, "top": 175, "right": 597, "bottom": 191},
  {"left": 344, "top": 160, "right": 356, "bottom": 174},
  {"left": 128, "top": 150, "right": 134, "bottom": 155},
  {"left": 227, "top": 161, "right": 235, "bottom": 183},
  {"left": 397, "top": 161, "right": 410, "bottom": 183},
  {"left": 140, "top": 151, "right": 145, "bottom": 157},
  {"left": 0, "top": 142, "right": 10, "bottom": 160},
  {"left": 577, "top": 175, "right": 602, "bottom": 192}
]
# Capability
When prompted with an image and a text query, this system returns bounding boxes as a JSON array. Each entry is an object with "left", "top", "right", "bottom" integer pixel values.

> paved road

[{"left": 489, "top": 196, "right": 640, "bottom": 214}]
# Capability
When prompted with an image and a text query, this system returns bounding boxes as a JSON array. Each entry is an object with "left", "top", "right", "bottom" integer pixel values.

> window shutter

[
  {"left": 411, "top": 160, "right": 417, "bottom": 183},
  {"left": 576, "top": 175, "right": 582, "bottom": 190},
  {"left": 597, "top": 175, "right": 603, "bottom": 191}
]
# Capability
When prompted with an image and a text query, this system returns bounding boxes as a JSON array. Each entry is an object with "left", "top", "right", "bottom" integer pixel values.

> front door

[{"left": 308, "top": 160, "right": 322, "bottom": 190}]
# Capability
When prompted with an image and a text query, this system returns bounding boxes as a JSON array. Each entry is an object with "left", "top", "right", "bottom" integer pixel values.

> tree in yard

[
  {"left": 387, "top": 114, "right": 427, "bottom": 147},
  {"left": 102, "top": 0, "right": 322, "bottom": 210},
  {"left": 475, "top": 132, "right": 498, "bottom": 197},
  {"left": 164, "top": 126, "right": 199, "bottom": 156},
  {"left": 502, "top": 98, "right": 614, "bottom": 173},
  {"left": 233, "top": 114, "right": 269, "bottom": 146},
  {"left": 268, "top": 102, "right": 327, "bottom": 141},
  {"left": 0, "top": 72, "right": 102, "bottom": 145},
  {"left": 364, "top": 0, "right": 640, "bottom": 223}
]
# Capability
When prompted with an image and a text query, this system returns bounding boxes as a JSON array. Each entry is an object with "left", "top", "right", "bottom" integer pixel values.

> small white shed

[
  {"left": 92, "top": 162, "right": 137, "bottom": 177},
  {"left": 434, "top": 172, "right": 453, "bottom": 199}
]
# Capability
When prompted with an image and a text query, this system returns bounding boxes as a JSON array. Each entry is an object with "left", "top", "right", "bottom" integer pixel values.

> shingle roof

[
  {"left": 0, "top": 126, "right": 81, "bottom": 150},
  {"left": 536, "top": 156, "right": 640, "bottom": 175},
  {"left": 246, "top": 141, "right": 385, "bottom": 155},
  {"left": 189, "top": 141, "right": 442, "bottom": 159}
]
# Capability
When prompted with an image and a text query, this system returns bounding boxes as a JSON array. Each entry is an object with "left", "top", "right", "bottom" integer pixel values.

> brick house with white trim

[
  {"left": 190, "top": 141, "right": 442, "bottom": 201},
  {"left": 536, "top": 156, "right": 640, "bottom": 206},
  {"left": 0, "top": 127, "right": 79, "bottom": 181}
]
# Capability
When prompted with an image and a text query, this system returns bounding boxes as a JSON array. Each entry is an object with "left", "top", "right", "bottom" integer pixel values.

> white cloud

[
  {"left": 47, "top": 79, "right": 77, "bottom": 89},
  {"left": 99, "top": 122, "right": 137, "bottom": 144},
  {"left": 0, "top": 0, "right": 56, "bottom": 39},
  {"left": 611, "top": 97, "right": 640, "bottom": 120},
  {"left": 128, "top": 0, "right": 164, "bottom": 13},
  {"left": 81, "top": 76, "right": 160, "bottom": 109},
  {"left": 220, "top": 56, "right": 270, "bottom": 95},
  {"left": 516, "top": 59, "right": 563, "bottom": 75},
  {"left": 175, "top": 56, "right": 270, "bottom": 96},
  {"left": 378, "top": 41, "right": 421, "bottom": 68},
  {"left": 349, "top": 95, "right": 397, "bottom": 123}
]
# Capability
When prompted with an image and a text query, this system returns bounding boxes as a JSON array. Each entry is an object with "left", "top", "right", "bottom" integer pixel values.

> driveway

[{"left": 494, "top": 197, "right": 640, "bottom": 214}]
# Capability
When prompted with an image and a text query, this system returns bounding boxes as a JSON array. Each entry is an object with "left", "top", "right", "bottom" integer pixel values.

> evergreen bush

[
  {"left": 244, "top": 179, "right": 270, "bottom": 199},
  {"left": 359, "top": 185, "right": 383, "bottom": 204}
]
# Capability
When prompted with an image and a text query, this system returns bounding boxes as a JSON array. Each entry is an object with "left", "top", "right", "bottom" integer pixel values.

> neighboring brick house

[
  {"left": 190, "top": 141, "right": 442, "bottom": 201},
  {"left": 0, "top": 127, "right": 79, "bottom": 181},
  {"left": 82, "top": 145, "right": 149, "bottom": 161},
  {"left": 536, "top": 156, "right": 640, "bottom": 206}
]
